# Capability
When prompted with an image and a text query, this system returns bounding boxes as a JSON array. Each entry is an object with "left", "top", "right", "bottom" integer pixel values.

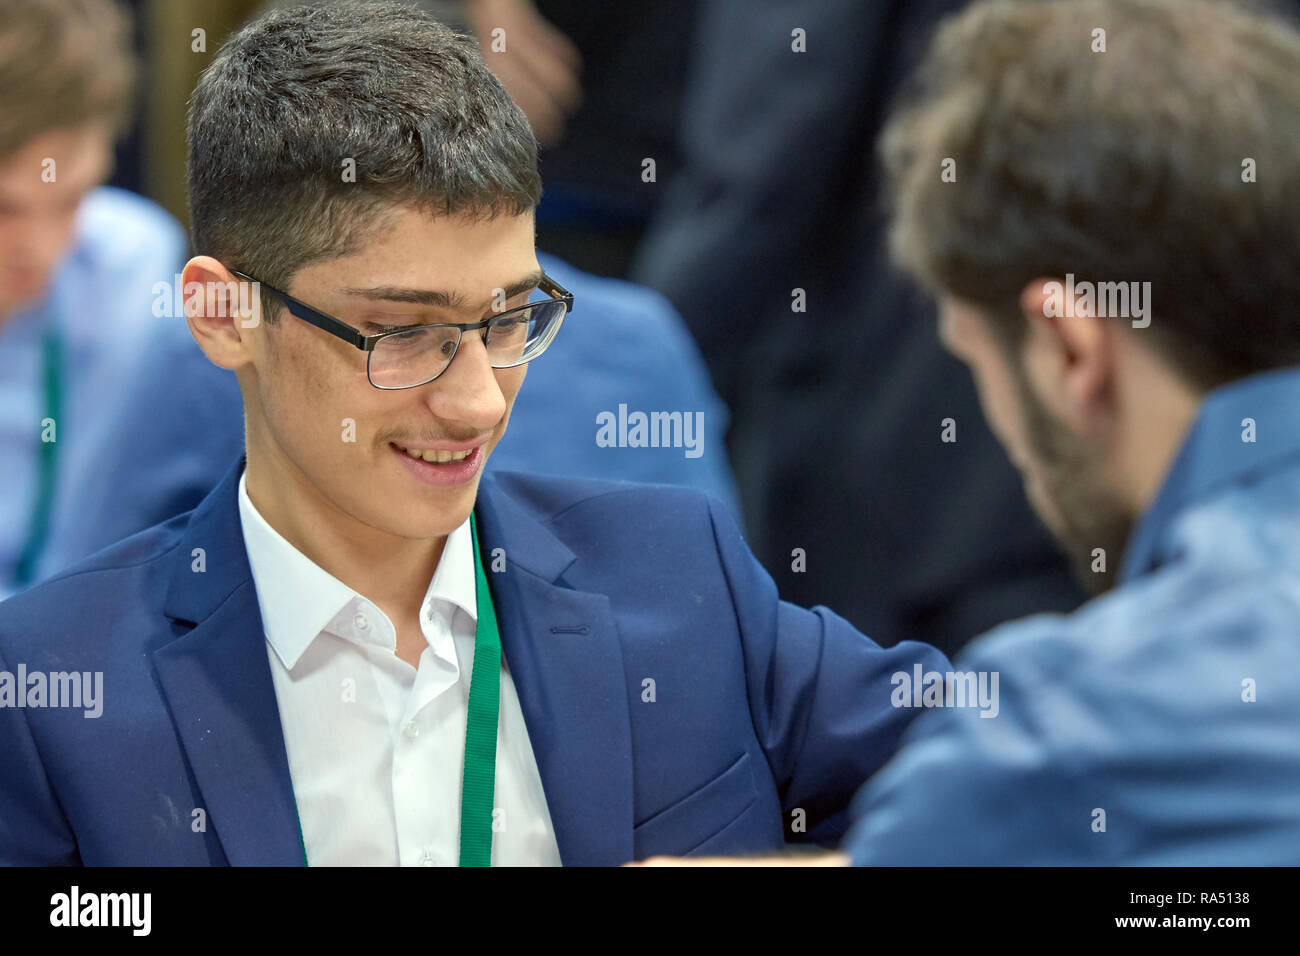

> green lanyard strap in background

[
  {"left": 294, "top": 509, "right": 504, "bottom": 867},
  {"left": 13, "top": 325, "right": 62, "bottom": 589}
]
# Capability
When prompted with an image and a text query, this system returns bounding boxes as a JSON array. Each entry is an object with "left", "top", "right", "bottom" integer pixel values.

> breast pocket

[{"left": 633, "top": 751, "right": 760, "bottom": 855}]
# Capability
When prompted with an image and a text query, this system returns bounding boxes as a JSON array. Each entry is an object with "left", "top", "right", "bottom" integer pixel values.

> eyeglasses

[{"left": 229, "top": 269, "right": 573, "bottom": 389}]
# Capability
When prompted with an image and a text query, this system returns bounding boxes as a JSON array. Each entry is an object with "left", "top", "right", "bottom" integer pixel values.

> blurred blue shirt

[
  {"left": 0, "top": 187, "right": 187, "bottom": 598},
  {"left": 491, "top": 252, "right": 740, "bottom": 506},
  {"left": 842, "top": 365, "right": 1300, "bottom": 864}
]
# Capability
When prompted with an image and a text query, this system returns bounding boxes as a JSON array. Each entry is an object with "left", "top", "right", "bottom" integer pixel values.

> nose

[{"left": 418, "top": 329, "right": 506, "bottom": 433}]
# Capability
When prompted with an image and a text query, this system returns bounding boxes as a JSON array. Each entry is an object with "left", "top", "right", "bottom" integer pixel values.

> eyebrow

[{"left": 340, "top": 269, "right": 545, "bottom": 310}]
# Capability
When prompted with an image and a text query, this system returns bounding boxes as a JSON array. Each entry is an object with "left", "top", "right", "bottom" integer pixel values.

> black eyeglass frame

[{"left": 229, "top": 268, "right": 574, "bottom": 389}]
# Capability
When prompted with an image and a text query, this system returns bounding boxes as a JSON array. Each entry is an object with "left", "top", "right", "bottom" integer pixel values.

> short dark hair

[
  {"left": 186, "top": 0, "right": 542, "bottom": 322},
  {"left": 0, "top": 0, "right": 136, "bottom": 161},
  {"left": 881, "top": 0, "right": 1300, "bottom": 392}
]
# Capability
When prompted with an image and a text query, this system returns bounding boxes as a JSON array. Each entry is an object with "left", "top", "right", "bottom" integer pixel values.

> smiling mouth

[{"left": 393, "top": 443, "right": 477, "bottom": 464}]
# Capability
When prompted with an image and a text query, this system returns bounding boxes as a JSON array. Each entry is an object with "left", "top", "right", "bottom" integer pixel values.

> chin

[
  {"left": 1042, "top": 493, "right": 1132, "bottom": 599},
  {"left": 414, "top": 498, "right": 478, "bottom": 536}
]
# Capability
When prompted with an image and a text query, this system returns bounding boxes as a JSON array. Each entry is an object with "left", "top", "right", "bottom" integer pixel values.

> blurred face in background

[
  {"left": 938, "top": 295, "right": 1134, "bottom": 595},
  {"left": 0, "top": 123, "right": 113, "bottom": 322}
]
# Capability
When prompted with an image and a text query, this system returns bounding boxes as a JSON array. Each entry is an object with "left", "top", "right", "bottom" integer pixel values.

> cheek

[
  {"left": 262, "top": 329, "right": 366, "bottom": 440},
  {"left": 0, "top": 209, "right": 74, "bottom": 263},
  {"left": 967, "top": 351, "right": 1034, "bottom": 469},
  {"left": 496, "top": 367, "right": 526, "bottom": 410},
  {"left": 484, "top": 368, "right": 525, "bottom": 451}
]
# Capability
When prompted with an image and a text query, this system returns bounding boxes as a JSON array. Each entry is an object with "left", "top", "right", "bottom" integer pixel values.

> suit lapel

[
  {"left": 475, "top": 476, "right": 635, "bottom": 866},
  {"left": 151, "top": 461, "right": 636, "bottom": 866},
  {"left": 154, "top": 458, "right": 305, "bottom": 866}
]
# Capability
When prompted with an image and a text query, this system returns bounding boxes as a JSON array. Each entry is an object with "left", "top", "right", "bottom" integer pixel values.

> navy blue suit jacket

[{"left": 0, "top": 459, "right": 947, "bottom": 865}]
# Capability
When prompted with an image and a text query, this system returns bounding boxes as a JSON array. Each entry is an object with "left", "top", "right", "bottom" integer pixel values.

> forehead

[
  {"left": 0, "top": 125, "right": 113, "bottom": 202},
  {"left": 310, "top": 204, "right": 537, "bottom": 291}
]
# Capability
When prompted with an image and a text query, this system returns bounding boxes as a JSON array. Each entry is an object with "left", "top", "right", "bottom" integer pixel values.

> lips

[{"left": 389, "top": 441, "right": 486, "bottom": 487}]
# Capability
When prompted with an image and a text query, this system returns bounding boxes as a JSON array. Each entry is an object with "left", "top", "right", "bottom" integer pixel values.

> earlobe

[{"left": 1065, "top": 318, "right": 1116, "bottom": 426}]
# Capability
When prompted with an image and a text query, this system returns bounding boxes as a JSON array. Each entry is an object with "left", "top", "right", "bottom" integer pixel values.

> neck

[
  {"left": 1111, "top": 343, "right": 1203, "bottom": 515},
  {"left": 243, "top": 435, "right": 446, "bottom": 625}
]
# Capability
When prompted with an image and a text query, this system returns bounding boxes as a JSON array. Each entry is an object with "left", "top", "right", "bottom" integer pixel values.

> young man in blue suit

[{"left": 0, "top": 1, "right": 946, "bottom": 866}]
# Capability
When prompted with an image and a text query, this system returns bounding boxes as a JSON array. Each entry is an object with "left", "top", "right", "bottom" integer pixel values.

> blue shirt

[
  {"left": 0, "top": 187, "right": 187, "bottom": 598},
  {"left": 842, "top": 365, "right": 1300, "bottom": 864}
]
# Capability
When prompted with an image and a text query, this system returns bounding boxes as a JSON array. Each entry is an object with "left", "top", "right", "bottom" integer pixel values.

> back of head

[
  {"left": 186, "top": 0, "right": 542, "bottom": 321},
  {"left": 0, "top": 0, "right": 135, "bottom": 163},
  {"left": 881, "top": 0, "right": 1300, "bottom": 392}
]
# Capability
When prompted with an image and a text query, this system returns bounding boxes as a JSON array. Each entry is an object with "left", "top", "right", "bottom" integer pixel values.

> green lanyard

[
  {"left": 459, "top": 510, "right": 503, "bottom": 866},
  {"left": 294, "top": 509, "right": 503, "bottom": 866},
  {"left": 13, "top": 324, "right": 61, "bottom": 589}
]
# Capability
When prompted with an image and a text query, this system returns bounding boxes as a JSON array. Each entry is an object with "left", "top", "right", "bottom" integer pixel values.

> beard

[{"left": 1010, "top": 369, "right": 1135, "bottom": 597}]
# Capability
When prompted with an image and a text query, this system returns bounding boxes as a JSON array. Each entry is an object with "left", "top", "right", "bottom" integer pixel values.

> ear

[
  {"left": 182, "top": 255, "right": 261, "bottom": 371},
  {"left": 1018, "top": 277, "right": 1116, "bottom": 434}
]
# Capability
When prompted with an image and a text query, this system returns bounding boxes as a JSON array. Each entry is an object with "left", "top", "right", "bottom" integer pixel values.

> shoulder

[
  {"left": 845, "top": 554, "right": 1300, "bottom": 862},
  {"left": 971, "top": 533, "right": 1300, "bottom": 681},
  {"left": 0, "top": 513, "right": 190, "bottom": 661},
  {"left": 71, "top": 186, "right": 187, "bottom": 272},
  {"left": 958, "top": 557, "right": 1300, "bottom": 746},
  {"left": 483, "top": 469, "right": 727, "bottom": 530},
  {"left": 52, "top": 188, "right": 188, "bottom": 350},
  {"left": 480, "top": 470, "right": 746, "bottom": 581}
]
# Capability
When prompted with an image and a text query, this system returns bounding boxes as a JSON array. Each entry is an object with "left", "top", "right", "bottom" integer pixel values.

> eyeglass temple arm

[
  {"left": 230, "top": 270, "right": 367, "bottom": 349},
  {"left": 540, "top": 273, "right": 574, "bottom": 312}
]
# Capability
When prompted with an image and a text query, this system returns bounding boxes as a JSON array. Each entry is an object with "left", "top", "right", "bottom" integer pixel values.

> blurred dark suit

[{"left": 633, "top": 0, "right": 1084, "bottom": 656}]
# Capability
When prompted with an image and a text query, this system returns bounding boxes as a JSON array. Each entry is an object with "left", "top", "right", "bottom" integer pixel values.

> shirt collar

[
  {"left": 424, "top": 513, "right": 478, "bottom": 630},
  {"left": 237, "top": 471, "right": 477, "bottom": 670},
  {"left": 1120, "top": 364, "right": 1300, "bottom": 581}
]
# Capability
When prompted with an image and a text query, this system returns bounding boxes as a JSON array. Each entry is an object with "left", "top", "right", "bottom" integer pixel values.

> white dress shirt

[{"left": 237, "top": 472, "right": 561, "bottom": 866}]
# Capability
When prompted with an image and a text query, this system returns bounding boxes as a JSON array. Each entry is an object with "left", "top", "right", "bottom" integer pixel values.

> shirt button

[
  {"left": 354, "top": 613, "right": 369, "bottom": 631},
  {"left": 419, "top": 851, "right": 438, "bottom": 866},
  {"left": 403, "top": 722, "right": 420, "bottom": 739}
]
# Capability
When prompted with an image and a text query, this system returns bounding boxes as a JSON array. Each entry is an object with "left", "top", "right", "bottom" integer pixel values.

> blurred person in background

[
  {"left": 638, "top": 0, "right": 1300, "bottom": 866},
  {"left": 0, "top": 0, "right": 193, "bottom": 597},
  {"left": 633, "top": 0, "right": 1085, "bottom": 660}
]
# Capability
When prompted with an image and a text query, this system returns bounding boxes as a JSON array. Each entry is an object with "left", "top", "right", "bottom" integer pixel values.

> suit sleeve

[
  {"left": 704, "top": 496, "right": 951, "bottom": 846},
  {"left": 0, "top": 647, "right": 81, "bottom": 865}
]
